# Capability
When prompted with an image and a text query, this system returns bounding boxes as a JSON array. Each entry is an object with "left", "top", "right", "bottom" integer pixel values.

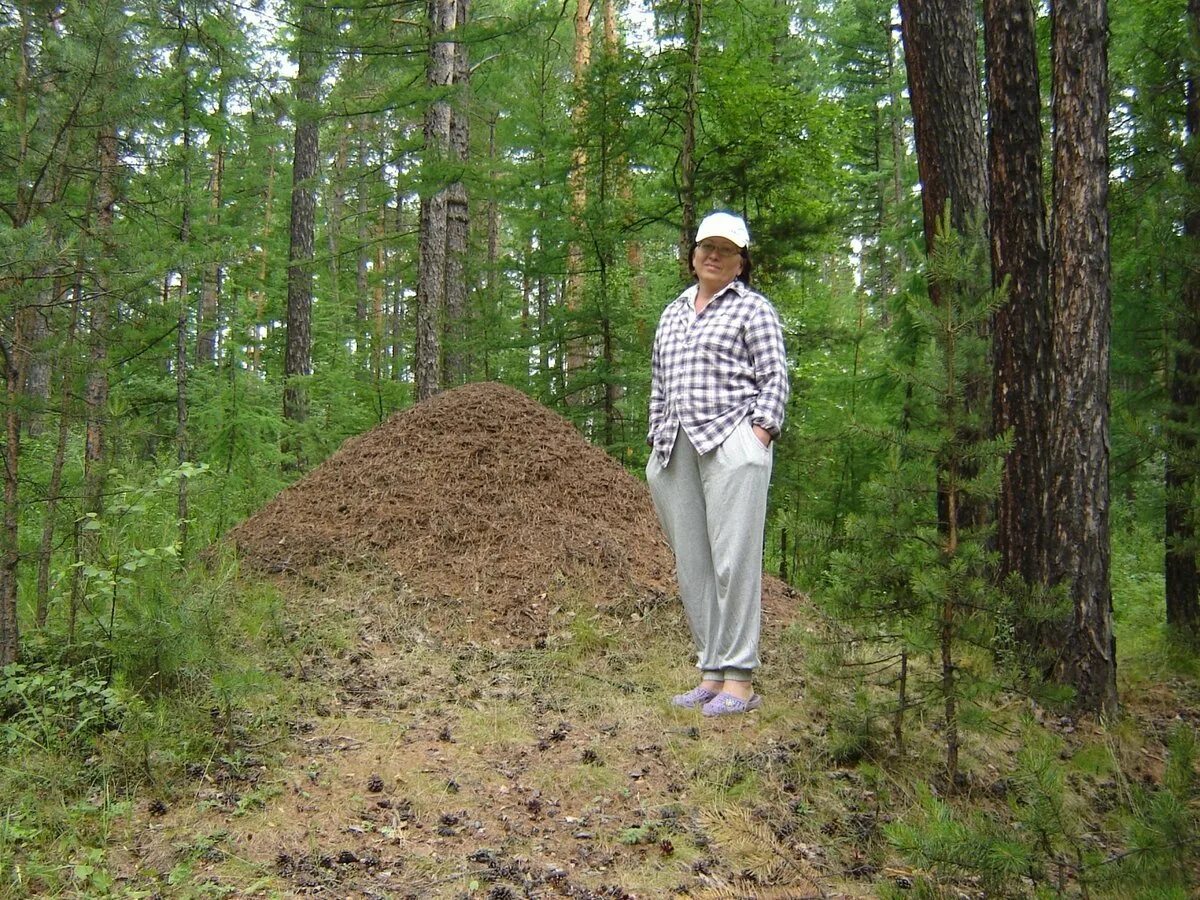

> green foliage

[
  {"left": 0, "top": 661, "right": 124, "bottom": 752},
  {"left": 885, "top": 722, "right": 1200, "bottom": 899},
  {"left": 1099, "top": 723, "right": 1200, "bottom": 896},
  {"left": 819, "top": 219, "right": 1013, "bottom": 771}
]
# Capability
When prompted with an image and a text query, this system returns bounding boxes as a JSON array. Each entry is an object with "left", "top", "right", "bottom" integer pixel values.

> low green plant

[
  {"left": 1097, "top": 722, "right": 1200, "bottom": 896},
  {"left": 0, "top": 660, "right": 124, "bottom": 752}
]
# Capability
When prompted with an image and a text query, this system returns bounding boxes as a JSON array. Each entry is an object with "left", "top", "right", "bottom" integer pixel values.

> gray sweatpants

[{"left": 647, "top": 419, "right": 773, "bottom": 682}]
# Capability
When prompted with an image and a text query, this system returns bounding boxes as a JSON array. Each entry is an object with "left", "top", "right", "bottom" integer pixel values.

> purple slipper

[
  {"left": 672, "top": 685, "right": 719, "bottom": 709},
  {"left": 701, "top": 691, "right": 762, "bottom": 717}
]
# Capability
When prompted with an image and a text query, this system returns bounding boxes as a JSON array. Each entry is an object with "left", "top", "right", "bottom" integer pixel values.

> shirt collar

[{"left": 674, "top": 279, "right": 745, "bottom": 310}]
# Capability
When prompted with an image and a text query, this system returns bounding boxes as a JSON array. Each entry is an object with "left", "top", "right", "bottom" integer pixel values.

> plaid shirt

[{"left": 648, "top": 279, "right": 789, "bottom": 464}]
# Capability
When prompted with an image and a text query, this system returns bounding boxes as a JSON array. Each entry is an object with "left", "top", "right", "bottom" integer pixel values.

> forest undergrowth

[{"left": 1, "top": 538, "right": 1197, "bottom": 899}]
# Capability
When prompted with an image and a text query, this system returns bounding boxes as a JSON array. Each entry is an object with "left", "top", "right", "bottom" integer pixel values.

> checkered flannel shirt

[{"left": 648, "top": 279, "right": 790, "bottom": 464}]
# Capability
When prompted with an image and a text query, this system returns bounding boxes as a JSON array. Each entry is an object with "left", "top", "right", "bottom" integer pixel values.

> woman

[{"left": 646, "top": 211, "right": 789, "bottom": 717}]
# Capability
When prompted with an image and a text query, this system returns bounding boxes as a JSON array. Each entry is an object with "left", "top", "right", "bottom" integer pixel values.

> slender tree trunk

[
  {"left": 284, "top": 2, "right": 320, "bottom": 430},
  {"left": 416, "top": 0, "right": 457, "bottom": 401},
  {"left": 327, "top": 122, "right": 348, "bottom": 317},
  {"left": 85, "top": 123, "right": 117, "bottom": 529},
  {"left": 356, "top": 123, "right": 371, "bottom": 333},
  {"left": 36, "top": 284, "right": 78, "bottom": 629},
  {"left": 487, "top": 113, "right": 501, "bottom": 380},
  {"left": 0, "top": 313, "right": 27, "bottom": 665},
  {"left": 372, "top": 212, "right": 386, "bottom": 392},
  {"left": 986, "top": 0, "right": 1052, "bottom": 594},
  {"left": 1047, "top": 0, "right": 1117, "bottom": 714},
  {"left": 443, "top": 0, "right": 470, "bottom": 386},
  {"left": 678, "top": 0, "right": 701, "bottom": 279},
  {"left": 886, "top": 11, "right": 908, "bottom": 309},
  {"left": 417, "top": 182, "right": 447, "bottom": 400},
  {"left": 250, "top": 142, "right": 276, "bottom": 375},
  {"left": 176, "top": 8, "right": 191, "bottom": 553},
  {"left": 197, "top": 77, "right": 226, "bottom": 365},
  {"left": 564, "top": 0, "right": 594, "bottom": 402},
  {"left": 1165, "top": 0, "right": 1200, "bottom": 637}
]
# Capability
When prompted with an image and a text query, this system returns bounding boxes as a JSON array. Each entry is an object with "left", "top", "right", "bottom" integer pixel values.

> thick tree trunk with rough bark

[
  {"left": 898, "top": 0, "right": 987, "bottom": 268},
  {"left": 899, "top": 0, "right": 989, "bottom": 533},
  {"left": 985, "top": 0, "right": 1052, "bottom": 591},
  {"left": 284, "top": 3, "right": 320, "bottom": 428},
  {"left": 1165, "top": 0, "right": 1200, "bottom": 638},
  {"left": 1048, "top": 0, "right": 1118, "bottom": 714}
]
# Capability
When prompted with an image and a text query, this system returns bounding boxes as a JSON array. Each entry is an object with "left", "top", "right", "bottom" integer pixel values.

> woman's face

[{"left": 692, "top": 238, "right": 744, "bottom": 290}]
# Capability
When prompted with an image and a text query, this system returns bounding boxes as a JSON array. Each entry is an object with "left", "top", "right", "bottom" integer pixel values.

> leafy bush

[{"left": 0, "top": 661, "right": 124, "bottom": 752}]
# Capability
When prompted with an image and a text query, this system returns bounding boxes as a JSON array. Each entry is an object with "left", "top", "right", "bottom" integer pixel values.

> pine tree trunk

[
  {"left": 897, "top": 0, "right": 987, "bottom": 260},
  {"left": 36, "top": 288, "right": 77, "bottom": 629},
  {"left": 0, "top": 311, "right": 26, "bottom": 665},
  {"left": 1165, "top": 0, "right": 1200, "bottom": 637},
  {"left": 565, "top": 0, "right": 593, "bottom": 402},
  {"left": 197, "top": 79, "right": 226, "bottom": 365},
  {"left": 85, "top": 123, "right": 117, "bottom": 528},
  {"left": 899, "top": 0, "right": 990, "bottom": 532},
  {"left": 678, "top": 0, "right": 701, "bottom": 279},
  {"left": 416, "top": 0, "right": 457, "bottom": 401},
  {"left": 284, "top": 2, "right": 320, "bottom": 428},
  {"left": 356, "top": 123, "right": 371, "bottom": 333},
  {"left": 443, "top": 0, "right": 470, "bottom": 386},
  {"left": 1048, "top": 0, "right": 1118, "bottom": 714},
  {"left": 177, "top": 10, "right": 191, "bottom": 553},
  {"left": 985, "top": 0, "right": 1052, "bottom": 592}
]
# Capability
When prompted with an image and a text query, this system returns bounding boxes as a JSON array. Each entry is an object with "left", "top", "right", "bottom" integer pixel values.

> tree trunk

[
  {"left": 565, "top": 0, "right": 593, "bottom": 402},
  {"left": 443, "top": 0, "right": 470, "bottom": 386},
  {"left": 1165, "top": 0, "right": 1200, "bottom": 637},
  {"left": 177, "top": 7, "right": 191, "bottom": 553},
  {"left": 85, "top": 122, "right": 117, "bottom": 528},
  {"left": 985, "top": 0, "right": 1052, "bottom": 592},
  {"left": 0, "top": 311, "right": 27, "bottom": 666},
  {"left": 678, "top": 0, "right": 701, "bottom": 279},
  {"left": 356, "top": 123, "right": 371, "bottom": 333},
  {"left": 1048, "top": 0, "right": 1118, "bottom": 714},
  {"left": 284, "top": 2, "right": 320, "bottom": 429},
  {"left": 897, "top": 0, "right": 987, "bottom": 264},
  {"left": 197, "top": 77, "right": 226, "bottom": 365},
  {"left": 416, "top": 0, "right": 458, "bottom": 401},
  {"left": 36, "top": 283, "right": 78, "bottom": 629},
  {"left": 898, "top": 0, "right": 989, "bottom": 532}
]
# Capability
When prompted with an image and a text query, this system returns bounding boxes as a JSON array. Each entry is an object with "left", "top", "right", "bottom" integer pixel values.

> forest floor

[{"left": 59, "top": 384, "right": 1200, "bottom": 897}]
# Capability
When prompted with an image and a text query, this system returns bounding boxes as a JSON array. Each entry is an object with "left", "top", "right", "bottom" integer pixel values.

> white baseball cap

[{"left": 695, "top": 212, "right": 750, "bottom": 248}]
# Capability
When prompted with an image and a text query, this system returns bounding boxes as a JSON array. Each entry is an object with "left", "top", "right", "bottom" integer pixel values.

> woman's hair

[{"left": 687, "top": 245, "right": 753, "bottom": 287}]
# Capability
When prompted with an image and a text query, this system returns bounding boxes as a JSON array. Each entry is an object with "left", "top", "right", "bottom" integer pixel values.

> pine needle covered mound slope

[{"left": 228, "top": 382, "right": 677, "bottom": 624}]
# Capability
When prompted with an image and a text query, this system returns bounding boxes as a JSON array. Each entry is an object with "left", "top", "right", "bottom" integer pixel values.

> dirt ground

[
  {"left": 120, "top": 571, "right": 826, "bottom": 899},
  {"left": 126, "top": 383, "right": 817, "bottom": 898}
]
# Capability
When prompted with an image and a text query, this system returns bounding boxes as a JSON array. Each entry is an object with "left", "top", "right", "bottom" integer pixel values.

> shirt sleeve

[
  {"left": 745, "top": 300, "right": 789, "bottom": 438},
  {"left": 647, "top": 314, "right": 668, "bottom": 446}
]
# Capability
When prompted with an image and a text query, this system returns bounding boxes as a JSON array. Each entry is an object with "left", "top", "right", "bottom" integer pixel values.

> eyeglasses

[{"left": 695, "top": 241, "right": 741, "bottom": 259}]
